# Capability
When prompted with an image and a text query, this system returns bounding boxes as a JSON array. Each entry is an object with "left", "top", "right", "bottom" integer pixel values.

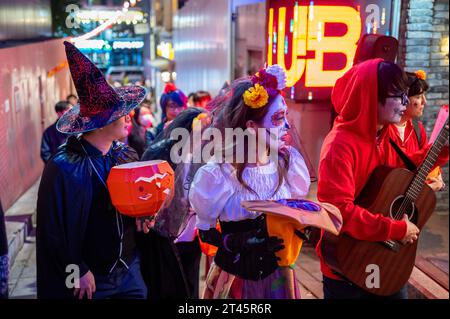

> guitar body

[{"left": 321, "top": 166, "right": 436, "bottom": 296}]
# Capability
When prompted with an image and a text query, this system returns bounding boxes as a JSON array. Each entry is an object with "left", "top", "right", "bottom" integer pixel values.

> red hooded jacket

[
  {"left": 316, "top": 59, "right": 449, "bottom": 280},
  {"left": 316, "top": 59, "right": 408, "bottom": 280}
]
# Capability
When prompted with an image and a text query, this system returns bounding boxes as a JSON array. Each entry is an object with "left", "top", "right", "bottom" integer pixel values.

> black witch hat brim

[{"left": 56, "top": 85, "right": 147, "bottom": 134}]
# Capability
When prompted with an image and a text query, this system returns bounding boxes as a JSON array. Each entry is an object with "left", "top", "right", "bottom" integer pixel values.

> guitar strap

[
  {"left": 411, "top": 119, "right": 422, "bottom": 147},
  {"left": 389, "top": 138, "right": 417, "bottom": 171}
]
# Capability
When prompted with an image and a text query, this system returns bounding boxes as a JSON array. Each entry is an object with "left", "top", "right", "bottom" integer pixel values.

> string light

[
  {"left": 71, "top": 0, "right": 143, "bottom": 41},
  {"left": 71, "top": 10, "right": 123, "bottom": 42}
]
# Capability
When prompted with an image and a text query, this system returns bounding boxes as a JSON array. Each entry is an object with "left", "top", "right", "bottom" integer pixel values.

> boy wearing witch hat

[{"left": 36, "top": 42, "right": 147, "bottom": 299}]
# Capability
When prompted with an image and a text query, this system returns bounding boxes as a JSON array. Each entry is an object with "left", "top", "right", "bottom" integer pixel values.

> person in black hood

[
  {"left": 138, "top": 107, "right": 206, "bottom": 299},
  {"left": 36, "top": 41, "right": 148, "bottom": 299},
  {"left": 40, "top": 100, "right": 72, "bottom": 163}
]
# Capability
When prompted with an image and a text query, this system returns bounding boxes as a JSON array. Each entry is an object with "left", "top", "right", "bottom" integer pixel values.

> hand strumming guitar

[{"left": 400, "top": 214, "right": 420, "bottom": 245}]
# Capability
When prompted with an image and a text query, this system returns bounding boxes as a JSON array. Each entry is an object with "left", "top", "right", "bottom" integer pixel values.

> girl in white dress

[{"left": 189, "top": 65, "right": 311, "bottom": 299}]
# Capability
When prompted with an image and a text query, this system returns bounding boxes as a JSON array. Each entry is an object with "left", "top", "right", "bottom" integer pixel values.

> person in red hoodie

[
  {"left": 383, "top": 70, "right": 447, "bottom": 191},
  {"left": 315, "top": 59, "right": 449, "bottom": 299}
]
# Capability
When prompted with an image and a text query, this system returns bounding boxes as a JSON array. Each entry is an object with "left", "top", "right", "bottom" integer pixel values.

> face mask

[{"left": 140, "top": 113, "right": 153, "bottom": 128}]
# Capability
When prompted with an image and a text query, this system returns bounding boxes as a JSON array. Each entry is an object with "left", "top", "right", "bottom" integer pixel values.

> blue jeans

[
  {"left": 323, "top": 276, "right": 408, "bottom": 299},
  {"left": 93, "top": 256, "right": 147, "bottom": 299}
]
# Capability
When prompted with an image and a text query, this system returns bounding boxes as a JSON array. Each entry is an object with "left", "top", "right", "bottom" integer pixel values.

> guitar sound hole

[{"left": 389, "top": 195, "right": 417, "bottom": 224}]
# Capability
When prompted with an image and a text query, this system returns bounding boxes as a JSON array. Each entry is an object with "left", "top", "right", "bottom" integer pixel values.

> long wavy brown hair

[{"left": 209, "top": 78, "right": 290, "bottom": 195}]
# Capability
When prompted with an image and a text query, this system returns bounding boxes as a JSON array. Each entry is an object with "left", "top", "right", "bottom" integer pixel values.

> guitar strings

[{"left": 393, "top": 125, "right": 447, "bottom": 221}]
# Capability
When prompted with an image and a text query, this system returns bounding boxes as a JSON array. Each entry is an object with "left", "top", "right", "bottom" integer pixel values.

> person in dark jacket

[
  {"left": 36, "top": 41, "right": 147, "bottom": 299},
  {"left": 0, "top": 199, "right": 8, "bottom": 299},
  {"left": 40, "top": 101, "right": 72, "bottom": 163}
]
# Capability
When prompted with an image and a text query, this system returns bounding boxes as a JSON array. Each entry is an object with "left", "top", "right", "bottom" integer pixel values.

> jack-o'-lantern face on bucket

[
  {"left": 107, "top": 160, "right": 175, "bottom": 217},
  {"left": 134, "top": 172, "right": 172, "bottom": 201}
]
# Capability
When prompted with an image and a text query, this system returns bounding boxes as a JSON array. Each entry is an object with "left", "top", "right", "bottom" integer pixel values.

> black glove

[
  {"left": 198, "top": 228, "right": 223, "bottom": 248},
  {"left": 262, "top": 236, "right": 285, "bottom": 253},
  {"left": 224, "top": 229, "right": 284, "bottom": 254}
]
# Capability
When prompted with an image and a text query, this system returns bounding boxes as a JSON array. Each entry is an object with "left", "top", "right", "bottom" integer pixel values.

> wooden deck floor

[{"left": 294, "top": 246, "right": 324, "bottom": 299}]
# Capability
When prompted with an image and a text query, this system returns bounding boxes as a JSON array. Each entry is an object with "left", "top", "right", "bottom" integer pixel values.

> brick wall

[{"left": 399, "top": 0, "right": 449, "bottom": 211}]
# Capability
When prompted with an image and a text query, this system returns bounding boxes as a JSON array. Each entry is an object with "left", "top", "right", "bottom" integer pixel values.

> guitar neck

[{"left": 406, "top": 119, "right": 449, "bottom": 200}]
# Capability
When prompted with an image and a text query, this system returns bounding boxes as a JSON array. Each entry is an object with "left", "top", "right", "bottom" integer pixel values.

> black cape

[
  {"left": 36, "top": 135, "right": 138, "bottom": 299},
  {"left": 40, "top": 121, "right": 69, "bottom": 163}
]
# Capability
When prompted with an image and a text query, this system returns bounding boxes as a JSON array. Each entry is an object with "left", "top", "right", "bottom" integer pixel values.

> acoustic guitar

[{"left": 320, "top": 118, "right": 449, "bottom": 296}]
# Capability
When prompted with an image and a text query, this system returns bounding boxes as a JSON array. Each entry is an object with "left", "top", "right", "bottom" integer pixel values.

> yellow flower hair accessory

[
  {"left": 192, "top": 112, "right": 209, "bottom": 130},
  {"left": 415, "top": 70, "right": 427, "bottom": 81},
  {"left": 243, "top": 83, "right": 269, "bottom": 109}
]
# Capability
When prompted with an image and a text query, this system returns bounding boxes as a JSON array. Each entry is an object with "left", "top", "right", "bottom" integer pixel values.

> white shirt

[
  {"left": 189, "top": 147, "right": 311, "bottom": 230},
  {"left": 395, "top": 123, "right": 407, "bottom": 142}
]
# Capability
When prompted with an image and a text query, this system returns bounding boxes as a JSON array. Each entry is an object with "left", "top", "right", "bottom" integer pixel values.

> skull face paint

[{"left": 262, "top": 94, "right": 290, "bottom": 148}]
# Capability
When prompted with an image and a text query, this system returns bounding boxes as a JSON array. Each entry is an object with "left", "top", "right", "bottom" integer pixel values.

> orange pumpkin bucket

[{"left": 107, "top": 160, "right": 175, "bottom": 218}]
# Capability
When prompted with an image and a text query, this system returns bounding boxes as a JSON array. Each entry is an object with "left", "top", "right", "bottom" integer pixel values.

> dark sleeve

[
  {"left": 40, "top": 131, "right": 52, "bottom": 163},
  {"left": 153, "top": 123, "right": 164, "bottom": 140},
  {"left": 37, "top": 162, "right": 89, "bottom": 277},
  {"left": 128, "top": 134, "right": 145, "bottom": 158}
]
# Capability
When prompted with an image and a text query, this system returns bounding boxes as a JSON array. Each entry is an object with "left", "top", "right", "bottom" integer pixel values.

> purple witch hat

[{"left": 57, "top": 41, "right": 147, "bottom": 134}]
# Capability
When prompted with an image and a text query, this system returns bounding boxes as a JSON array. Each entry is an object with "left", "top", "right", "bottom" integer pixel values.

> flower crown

[
  {"left": 415, "top": 70, "right": 427, "bottom": 81},
  {"left": 243, "top": 65, "right": 287, "bottom": 109}
]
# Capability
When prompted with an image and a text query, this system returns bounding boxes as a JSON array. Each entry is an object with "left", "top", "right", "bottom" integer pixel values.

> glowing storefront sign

[
  {"left": 77, "top": 9, "right": 144, "bottom": 24},
  {"left": 157, "top": 42, "right": 175, "bottom": 61},
  {"left": 268, "top": 0, "right": 392, "bottom": 100},
  {"left": 73, "top": 39, "right": 109, "bottom": 50},
  {"left": 112, "top": 41, "right": 145, "bottom": 50}
]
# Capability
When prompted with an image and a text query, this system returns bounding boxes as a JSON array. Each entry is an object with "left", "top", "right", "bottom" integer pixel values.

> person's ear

[
  {"left": 246, "top": 120, "right": 258, "bottom": 134},
  {"left": 246, "top": 120, "right": 257, "bottom": 129}
]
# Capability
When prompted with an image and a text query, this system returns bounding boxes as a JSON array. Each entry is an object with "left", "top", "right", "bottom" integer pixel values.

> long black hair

[{"left": 141, "top": 107, "right": 204, "bottom": 168}]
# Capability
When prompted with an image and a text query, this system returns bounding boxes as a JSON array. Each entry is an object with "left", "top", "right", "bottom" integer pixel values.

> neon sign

[
  {"left": 77, "top": 9, "right": 144, "bottom": 24},
  {"left": 157, "top": 42, "right": 175, "bottom": 61},
  {"left": 268, "top": 0, "right": 392, "bottom": 101}
]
